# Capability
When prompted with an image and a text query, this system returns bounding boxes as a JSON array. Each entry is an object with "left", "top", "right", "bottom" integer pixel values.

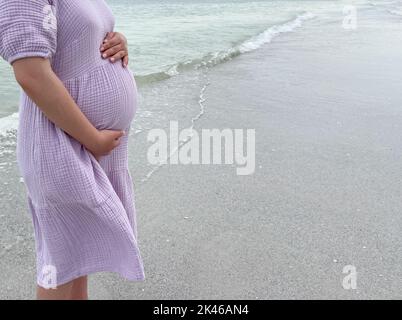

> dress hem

[{"left": 37, "top": 265, "right": 146, "bottom": 288}]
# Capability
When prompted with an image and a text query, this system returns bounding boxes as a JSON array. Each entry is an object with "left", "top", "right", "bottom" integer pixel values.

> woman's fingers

[
  {"left": 100, "top": 32, "right": 129, "bottom": 63},
  {"left": 90, "top": 130, "right": 125, "bottom": 160},
  {"left": 113, "top": 130, "right": 125, "bottom": 140},
  {"left": 100, "top": 37, "right": 120, "bottom": 53},
  {"left": 110, "top": 130, "right": 124, "bottom": 149},
  {"left": 105, "top": 31, "right": 115, "bottom": 41},
  {"left": 110, "top": 50, "right": 127, "bottom": 63},
  {"left": 101, "top": 32, "right": 116, "bottom": 49},
  {"left": 112, "top": 133, "right": 124, "bottom": 148},
  {"left": 102, "top": 44, "right": 124, "bottom": 60},
  {"left": 122, "top": 55, "right": 129, "bottom": 68},
  {"left": 113, "top": 139, "right": 122, "bottom": 149},
  {"left": 101, "top": 43, "right": 128, "bottom": 63},
  {"left": 100, "top": 32, "right": 123, "bottom": 53}
]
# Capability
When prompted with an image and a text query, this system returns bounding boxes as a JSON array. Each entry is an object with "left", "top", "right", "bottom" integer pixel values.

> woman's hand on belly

[
  {"left": 12, "top": 58, "right": 125, "bottom": 161},
  {"left": 87, "top": 129, "right": 125, "bottom": 161},
  {"left": 100, "top": 32, "right": 129, "bottom": 68}
]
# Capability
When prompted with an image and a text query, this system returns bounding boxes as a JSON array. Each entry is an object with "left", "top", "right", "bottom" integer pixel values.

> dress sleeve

[{"left": 0, "top": 0, "right": 57, "bottom": 65}]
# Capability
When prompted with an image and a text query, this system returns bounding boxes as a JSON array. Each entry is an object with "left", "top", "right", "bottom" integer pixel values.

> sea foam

[
  {"left": 0, "top": 113, "right": 18, "bottom": 138},
  {"left": 136, "top": 12, "right": 315, "bottom": 84},
  {"left": 200, "top": 12, "right": 314, "bottom": 67},
  {"left": 238, "top": 12, "right": 315, "bottom": 53}
]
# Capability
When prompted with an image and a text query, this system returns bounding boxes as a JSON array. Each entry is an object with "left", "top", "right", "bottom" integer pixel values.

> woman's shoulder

[
  {"left": 0, "top": 0, "right": 58, "bottom": 65},
  {"left": 0, "top": 0, "right": 55, "bottom": 11}
]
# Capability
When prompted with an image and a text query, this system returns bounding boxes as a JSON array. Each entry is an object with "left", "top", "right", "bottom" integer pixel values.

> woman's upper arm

[
  {"left": 0, "top": 0, "right": 57, "bottom": 65},
  {"left": 12, "top": 57, "right": 53, "bottom": 89}
]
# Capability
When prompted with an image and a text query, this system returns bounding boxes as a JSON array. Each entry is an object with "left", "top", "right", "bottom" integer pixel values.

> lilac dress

[{"left": 0, "top": 0, "right": 145, "bottom": 287}]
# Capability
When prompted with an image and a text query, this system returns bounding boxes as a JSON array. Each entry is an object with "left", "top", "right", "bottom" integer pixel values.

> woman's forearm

[{"left": 12, "top": 57, "right": 99, "bottom": 150}]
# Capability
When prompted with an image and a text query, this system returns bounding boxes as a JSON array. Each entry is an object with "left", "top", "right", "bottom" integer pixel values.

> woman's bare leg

[
  {"left": 70, "top": 276, "right": 88, "bottom": 300},
  {"left": 37, "top": 276, "right": 88, "bottom": 300},
  {"left": 37, "top": 280, "right": 74, "bottom": 300}
]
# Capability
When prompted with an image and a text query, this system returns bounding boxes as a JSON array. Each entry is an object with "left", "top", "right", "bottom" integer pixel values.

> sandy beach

[{"left": 1, "top": 3, "right": 401, "bottom": 299}]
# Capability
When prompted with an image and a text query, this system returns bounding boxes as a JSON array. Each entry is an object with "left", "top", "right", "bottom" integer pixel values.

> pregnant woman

[{"left": 0, "top": 0, "right": 145, "bottom": 299}]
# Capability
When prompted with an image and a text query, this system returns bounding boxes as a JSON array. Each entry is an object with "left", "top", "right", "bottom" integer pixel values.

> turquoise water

[
  {"left": 114, "top": 0, "right": 311, "bottom": 77},
  {"left": 0, "top": 0, "right": 395, "bottom": 121}
]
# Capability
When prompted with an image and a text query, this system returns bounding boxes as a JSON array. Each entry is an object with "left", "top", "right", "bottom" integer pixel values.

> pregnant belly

[{"left": 68, "top": 62, "right": 138, "bottom": 130}]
